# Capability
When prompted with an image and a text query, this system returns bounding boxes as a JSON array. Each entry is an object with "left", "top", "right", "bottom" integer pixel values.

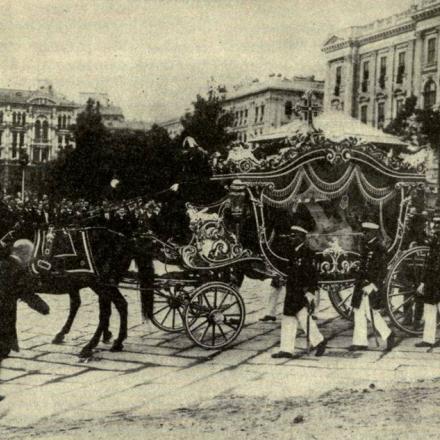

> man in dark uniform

[
  {"left": 0, "top": 240, "right": 50, "bottom": 401},
  {"left": 259, "top": 206, "right": 291, "bottom": 322},
  {"left": 272, "top": 225, "right": 327, "bottom": 358},
  {"left": 349, "top": 222, "right": 395, "bottom": 351},
  {"left": 132, "top": 201, "right": 161, "bottom": 323},
  {"left": 415, "top": 214, "right": 440, "bottom": 347}
]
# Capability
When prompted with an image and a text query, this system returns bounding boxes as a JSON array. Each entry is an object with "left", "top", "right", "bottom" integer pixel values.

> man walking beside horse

[{"left": 0, "top": 240, "right": 50, "bottom": 402}]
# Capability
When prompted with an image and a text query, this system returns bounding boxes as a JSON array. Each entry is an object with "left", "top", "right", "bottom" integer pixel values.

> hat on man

[
  {"left": 361, "top": 222, "right": 379, "bottom": 230},
  {"left": 290, "top": 225, "right": 308, "bottom": 234}
]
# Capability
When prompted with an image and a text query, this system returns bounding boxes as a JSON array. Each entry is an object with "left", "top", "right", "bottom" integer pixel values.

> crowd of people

[{"left": 0, "top": 191, "right": 164, "bottom": 238}]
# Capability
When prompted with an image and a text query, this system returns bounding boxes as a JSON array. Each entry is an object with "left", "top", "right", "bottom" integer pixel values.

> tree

[
  {"left": 47, "top": 99, "right": 112, "bottom": 200},
  {"left": 179, "top": 88, "right": 234, "bottom": 154},
  {"left": 385, "top": 96, "right": 440, "bottom": 206},
  {"left": 109, "top": 124, "right": 177, "bottom": 199}
]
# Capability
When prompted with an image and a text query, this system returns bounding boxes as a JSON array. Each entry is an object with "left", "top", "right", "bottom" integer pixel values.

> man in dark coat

[
  {"left": 272, "top": 225, "right": 326, "bottom": 358},
  {"left": 350, "top": 222, "right": 395, "bottom": 351},
  {"left": 415, "top": 215, "right": 440, "bottom": 347},
  {"left": 259, "top": 206, "right": 291, "bottom": 322},
  {"left": 0, "top": 239, "right": 50, "bottom": 401}
]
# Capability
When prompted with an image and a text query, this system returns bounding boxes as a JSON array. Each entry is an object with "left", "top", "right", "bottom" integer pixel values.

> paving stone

[
  {"left": 1, "top": 358, "right": 84, "bottom": 377},
  {"left": 36, "top": 353, "right": 140, "bottom": 371},
  {"left": 209, "top": 349, "right": 258, "bottom": 365},
  {"left": 0, "top": 369, "right": 29, "bottom": 381},
  {"left": 13, "top": 373, "right": 56, "bottom": 387}
]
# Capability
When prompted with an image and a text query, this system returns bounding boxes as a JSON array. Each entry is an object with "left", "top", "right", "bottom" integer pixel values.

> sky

[{"left": 1, "top": 0, "right": 414, "bottom": 122}]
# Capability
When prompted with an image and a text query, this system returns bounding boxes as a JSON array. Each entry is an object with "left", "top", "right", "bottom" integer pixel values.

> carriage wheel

[
  {"left": 184, "top": 282, "right": 246, "bottom": 350},
  {"left": 151, "top": 281, "right": 197, "bottom": 333},
  {"left": 327, "top": 284, "right": 354, "bottom": 321},
  {"left": 386, "top": 246, "right": 429, "bottom": 335}
]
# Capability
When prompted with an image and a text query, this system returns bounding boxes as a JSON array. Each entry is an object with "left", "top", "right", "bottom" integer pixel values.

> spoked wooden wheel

[
  {"left": 151, "top": 279, "right": 198, "bottom": 333},
  {"left": 327, "top": 283, "right": 354, "bottom": 320},
  {"left": 184, "top": 282, "right": 246, "bottom": 350},
  {"left": 386, "top": 246, "right": 429, "bottom": 335}
]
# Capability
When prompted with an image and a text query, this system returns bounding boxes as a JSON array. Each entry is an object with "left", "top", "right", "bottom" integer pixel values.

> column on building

[
  {"left": 343, "top": 44, "right": 359, "bottom": 117},
  {"left": 324, "top": 61, "right": 333, "bottom": 111},
  {"left": 388, "top": 45, "right": 397, "bottom": 124},
  {"left": 412, "top": 30, "right": 424, "bottom": 100}
]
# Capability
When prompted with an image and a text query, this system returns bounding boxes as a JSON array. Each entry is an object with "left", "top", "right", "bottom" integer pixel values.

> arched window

[
  {"left": 285, "top": 101, "right": 293, "bottom": 117},
  {"left": 35, "top": 120, "right": 41, "bottom": 142},
  {"left": 42, "top": 120, "right": 49, "bottom": 142},
  {"left": 424, "top": 80, "right": 437, "bottom": 109}
]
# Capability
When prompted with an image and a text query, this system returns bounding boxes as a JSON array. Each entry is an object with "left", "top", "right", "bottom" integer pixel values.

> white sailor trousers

[
  {"left": 279, "top": 307, "right": 324, "bottom": 354},
  {"left": 352, "top": 295, "right": 391, "bottom": 346},
  {"left": 264, "top": 283, "right": 284, "bottom": 317},
  {"left": 422, "top": 303, "right": 440, "bottom": 344}
]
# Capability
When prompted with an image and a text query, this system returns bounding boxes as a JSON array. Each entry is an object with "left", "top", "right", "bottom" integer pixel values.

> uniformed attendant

[
  {"left": 349, "top": 222, "right": 395, "bottom": 351},
  {"left": 415, "top": 214, "right": 440, "bottom": 348},
  {"left": 0, "top": 240, "right": 50, "bottom": 401},
  {"left": 260, "top": 206, "right": 292, "bottom": 322},
  {"left": 272, "top": 225, "right": 327, "bottom": 358}
]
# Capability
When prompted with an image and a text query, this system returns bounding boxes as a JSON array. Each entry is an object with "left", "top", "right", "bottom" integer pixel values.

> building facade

[
  {"left": 0, "top": 82, "right": 78, "bottom": 194},
  {"left": 158, "top": 117, "right": 184, "bottom": 139},
  {"left": 322, "top": 0, "right": 440, "bottom": 129},
  {"left": 221, "top": 75, "right": 324, "bottom": 142}
]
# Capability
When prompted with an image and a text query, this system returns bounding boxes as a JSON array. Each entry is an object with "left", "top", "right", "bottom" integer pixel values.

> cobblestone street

[{"left": 1, "top": 275, "right": 440, "bottom": 438}]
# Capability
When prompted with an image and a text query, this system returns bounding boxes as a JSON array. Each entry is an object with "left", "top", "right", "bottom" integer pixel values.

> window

[
  {"left": 58, "top": 135, "right": 63, "bottom": 146},
  {"left": 377, "top": 102, "right": 385, "bottom": 129},
  {"left": 22, "top": 113, "right": 26, "bottom": 126},
  {"left": 260, "top": 105, "right": 265, "bottom": 122},
  {"left": 255, "top": 106, "right": 259, "bottom": 123},
  {"left": 0, "top": 130, "right": 2, "bottom": 146},
  {"left": 362, "top": 61, "right": 370, "bottom": 92},
  {"left": 42, "top": 120, "right": 49, "bottom": 142},
  {"left": 58, "top": 116, "right": 62, "bottom": 128},
  {"left": 360, "top": 105, "right": 368, "bottom": 124},
  {"left": 334, "top": 66, "right": 342, "bottom": 96},
  {"left": 397, "top": 52, "right": 406, "bottom": 84},
  {"left": 427, "top": 37, "right": 437, "bottom": 65},
  {"left": 42, "top": 148, "right": 48, "bottom": 162},
  {"left": 12, "top": 132, "right": 17, "bottom": 158},
  {"left": 424, "top": 80, "right": 437, "bottom": 109},
  {"left": 62, "top": 115, "right": 67, "bottom": 129},
  {"left": 244, "top": 109, "right": 248, "bottom": 125},
  {"left": 12, "top": 112, "right": 16, "bottom": 126},
  {"left": 285, "top": 101, "right": 293, "bottom": 117},
  {"left": 396, "top": 99, "right": 404, "bottom": 116},
  {"left": 379, "top": 56, "right": 387, "bottom": 88},
  {"left": 19, "top": 132, "right": 24, "bottom": 147},
  {"left": 67, "top": 116, "right": 71, "bottom": 127},
  {"left": 243, "top": 133, "right": 247, "bottom": 142},
  {"left": 35, "top": 120, "right": 41, "bottom": 142},
  {"left": 33, "top": 148, "right": 40, "bottom": 163},
  {"left": 0, "top": 111, "right": 3, "bottom": 123}
]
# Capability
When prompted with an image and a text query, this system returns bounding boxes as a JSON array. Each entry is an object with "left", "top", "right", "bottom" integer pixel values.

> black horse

[{"left": 1, "top": 221, "right": 153, "bottom": 359}]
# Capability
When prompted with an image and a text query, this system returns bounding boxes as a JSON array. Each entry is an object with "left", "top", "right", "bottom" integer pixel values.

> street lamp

[{"left": 19, "top": 149, "right": 29, "bottom": 203}]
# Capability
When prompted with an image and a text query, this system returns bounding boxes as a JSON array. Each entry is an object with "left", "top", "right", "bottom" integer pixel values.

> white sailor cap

[
  {"left": 361, "top": 222, "right": 379, "bottom": 230},
  {"left": 290, "top": 225, "right": 308, "bottom": 234}
]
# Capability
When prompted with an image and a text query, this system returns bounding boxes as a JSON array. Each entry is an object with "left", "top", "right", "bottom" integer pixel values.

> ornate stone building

[
  {"left": 158, "top": 116, "right": 184, "bottom": 139},
  {"left": 322, "top": 0, "right": 440, "bottom": 129},
  {"left": 0, "top": 81, "right": 78, "bottom": 194},
  {"left": 222, "top": 75, "right": 324, "bottom": 142}
]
